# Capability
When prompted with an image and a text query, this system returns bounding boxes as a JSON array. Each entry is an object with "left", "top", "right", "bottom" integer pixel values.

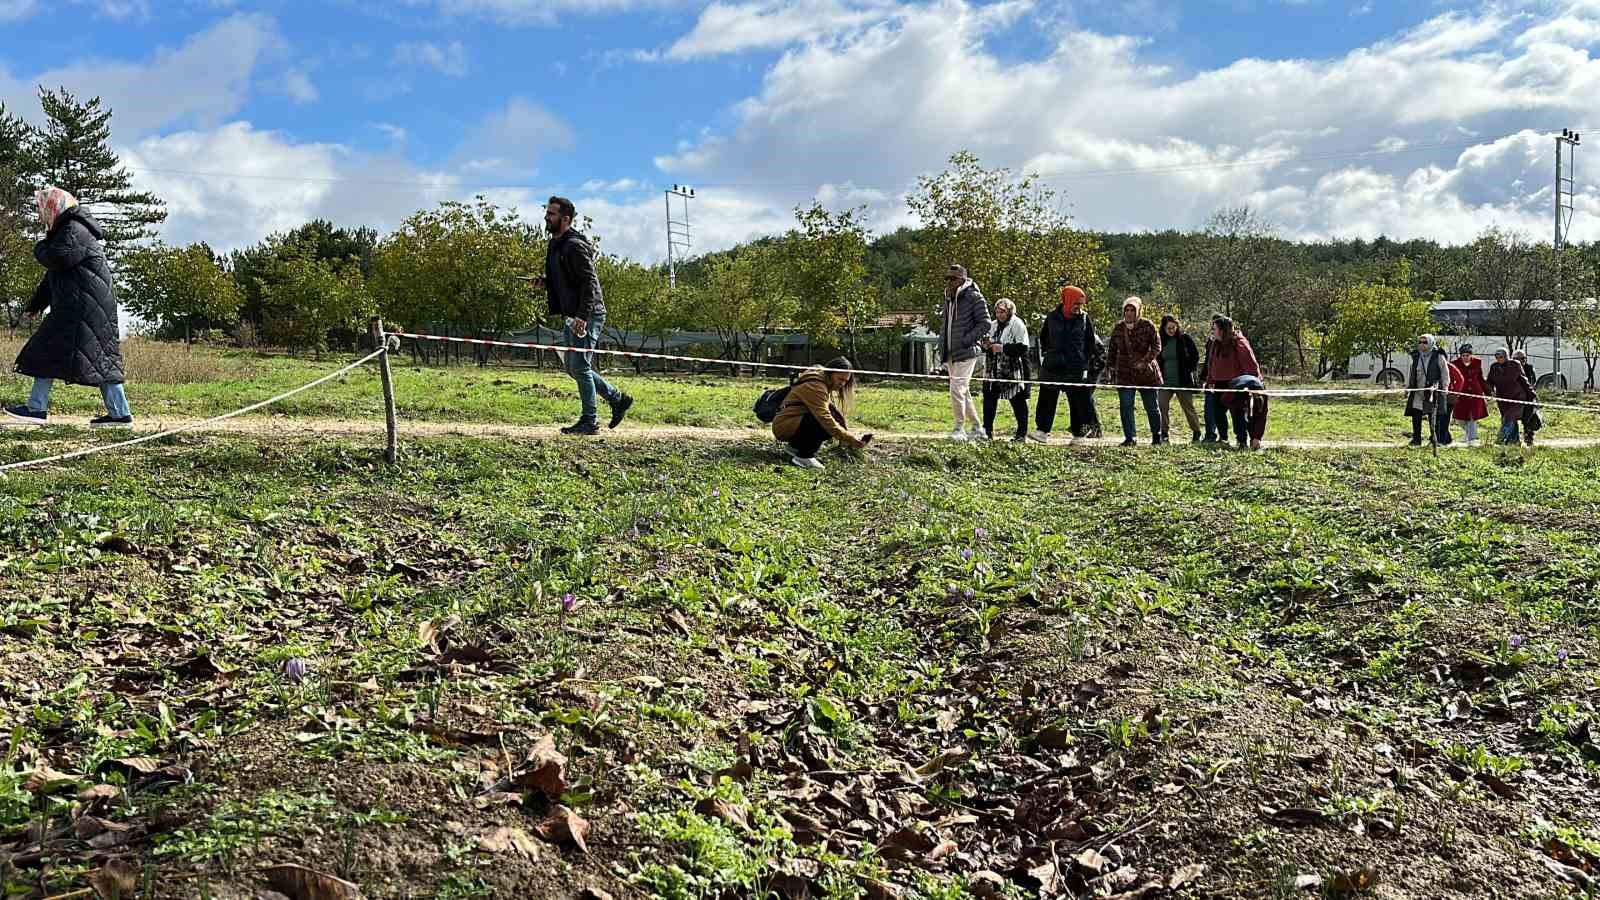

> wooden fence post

[{"left": 369, "top": 317, "right": 399, "bottom": 466}]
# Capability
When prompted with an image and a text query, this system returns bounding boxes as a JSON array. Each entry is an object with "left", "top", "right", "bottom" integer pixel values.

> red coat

[{"left": 1451, "top": 357, "right": 1488, "bottom": 422}]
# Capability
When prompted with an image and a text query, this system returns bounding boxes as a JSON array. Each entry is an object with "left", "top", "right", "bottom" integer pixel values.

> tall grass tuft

[{"left": 0, "top": 336, "right": 245, "bottom": 384}]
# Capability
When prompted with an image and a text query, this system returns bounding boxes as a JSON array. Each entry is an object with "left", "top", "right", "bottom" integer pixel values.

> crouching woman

[{"left": 771, "top": 356, "right": 871, "bottom": 470}]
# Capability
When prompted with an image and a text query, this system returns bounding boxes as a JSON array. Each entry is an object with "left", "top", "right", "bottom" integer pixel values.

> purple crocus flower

[
  {"left": 964, "top": 588, "right": 976, "bottom": 601},
  {"left": 712, "top": 489, "right": 721, "bottom": 499},
  {"left": 562, "top": 593, "right": 577, "bottom": 613},
  {"left": 281, "top": 658, "right": 309, "bottom": 683},
  {"left": 975, "top": 528, "right": 986, "bottom": 540},
  {"left": 1557, "top": 648, "right": 1570, "bottom": 665},
  {"left": 1508, "top": 634, "right": 1524, "bottom": 650},
  {"left": 961, "top": 548, "right": 974, "bottom": 562},
  {"left": 947, "top": 584, "right": 959, "bottom": 599}
]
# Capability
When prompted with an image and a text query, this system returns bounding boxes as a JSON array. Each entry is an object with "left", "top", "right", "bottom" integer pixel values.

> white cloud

[
  {"left": 646, "top": 0, "right": 1600, "bottom": 246},
  {"left": 393, "top": 40, "right": 470, "bottom": 76},
  {"left": 0, "top": 0, "right": 37, "bottom": 20},
  {"left": 455, "top": 97, "right": 575, "bottom": 177},
  {"left": 373, "top": 122, "right": 408, "bottom": 141},
  {"left": 0, "top": 14, "right": 283, "bottom": 136},
  {"left": 283, "top": 69, "right": 319, "bottom": 104},
  {"left": 580, "top": 178, "right": 645, "bottom": 192},
  {"left": 120, "top": 122, "right": 464, "bottom": 253},
  {"left": 666, "top": 0, "right": 904, "bottom": 59},
  {"left": 117, "top": 120, "right": 763, "bottom": 263}
]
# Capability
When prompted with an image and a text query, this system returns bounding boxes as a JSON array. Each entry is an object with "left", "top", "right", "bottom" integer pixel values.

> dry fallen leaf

[
  {"left": 695, "top": 795, "right": 750, "bottom": 831},
  {"left": 477, "top": 826, "right": 543, "bottom": 859},
  {"left": 533, "top": 805, "right": 591, "bottom": 853},
  {"left": 262, "top": 863, "right": 364, "bottom": 900},
  {"left": 89, "top": 858, "right": 139, "bottom": 900},
  {"left": 511, "top": 734, "right": 569, "bottom": 800},
  {"left": 418, "top": 615, "right": 460, "bottom": 651},
  {"left": 1169, "top": 862, "right": 1207, "bottom": 889},
  {"left": 914, "top": 747, "right": 972, "bottom": 777},
  {"left": 1326, "top": 867, "right": 1379, "bottom": 896},
  {"left": 24, "top": 762, "right": 79, "bottom": 793}
]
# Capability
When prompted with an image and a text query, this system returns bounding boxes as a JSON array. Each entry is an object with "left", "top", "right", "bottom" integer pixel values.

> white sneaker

[
  {"left": 968, "top": 428, "right": 990, "bottom": 442},
  {"left": 1026, "top": 430, "right": 1049, "bottom": 444},
  {"left": 948, "top": 429, "right": 969, "bottom": 443},
  {"left": 790, "top": 455, "right": 825, "bottom": 470}
]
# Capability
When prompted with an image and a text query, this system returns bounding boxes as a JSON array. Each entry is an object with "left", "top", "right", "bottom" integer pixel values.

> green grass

[
  {"left": 4, "top": 344, "right": 1600, "bottom": 441},
  {"left": 1, "top": 357, "right": 1599, "bottom": 898}
]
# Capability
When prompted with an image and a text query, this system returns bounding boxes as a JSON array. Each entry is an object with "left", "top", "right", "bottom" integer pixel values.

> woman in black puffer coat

[{"left": 6, "top": 186, "right": 133, "bottom": 428}]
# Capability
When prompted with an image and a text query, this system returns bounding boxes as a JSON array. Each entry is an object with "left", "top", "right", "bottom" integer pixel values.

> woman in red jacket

[
  {"left": 1450, "top": 344, "right": 1488, "bottom": 446},
  {"left": 1206, "top": 316, "right": 1268, "bottom": 450}
]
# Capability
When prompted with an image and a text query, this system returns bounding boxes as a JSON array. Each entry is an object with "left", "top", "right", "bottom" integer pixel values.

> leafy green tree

[
  {"left": 232, "top": 220, "right": 378, "bottom": 330},
  {"left": 782, "top": 202, "right": 876, "bottom": 357},
  {"left": 259, "top": 250, "right": 373, "bottom": 357},
  {"left": 28, "top": 86, "right": 165, "bottom": 250},
  {"left": 1324, "top": 260, "right": 1436, "bottom": 380},
  {"left": 905, "top": 151, "right": 1107, "bottom": 328},
  {"left": 597, "top": 253, "right": 678, "bottom": 371},
  {"left": 119, "top": 242, "right": 243, "bottom": 343},
  {"left": 369, "top": 197, "right": 542, "bottom": 364},
  {"left": 1456, "top": 227, "right": 1545, "bottom": 349},
  {"left": 1, "top": 104, "right": 41, "bottom": 330},
  {"left": 1165, "top": 207, "right": 1306, "bottom": 370}
]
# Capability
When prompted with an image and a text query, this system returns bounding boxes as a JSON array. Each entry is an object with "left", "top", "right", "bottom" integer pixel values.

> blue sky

[{"left": 2, "top": 0, "right": 1597, "bottom": 261}]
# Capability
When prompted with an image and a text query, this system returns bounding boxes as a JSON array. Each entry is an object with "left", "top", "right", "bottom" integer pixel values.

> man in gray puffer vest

[{"left": 940, "top": 265, "right": 992, "bottom": 442}]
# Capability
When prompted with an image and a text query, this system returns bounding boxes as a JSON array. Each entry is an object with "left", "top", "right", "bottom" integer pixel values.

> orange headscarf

[
  {"left": 35, "top": 186, "right": 78, "bottom": 232},
  {"left": 1060, "top": 285, "right": 1087, "bottom": 313}
]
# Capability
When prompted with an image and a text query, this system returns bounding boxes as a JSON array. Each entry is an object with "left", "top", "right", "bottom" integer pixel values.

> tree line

[{"left": 4, "top": 87, "right": 1600, "bottom": 385}]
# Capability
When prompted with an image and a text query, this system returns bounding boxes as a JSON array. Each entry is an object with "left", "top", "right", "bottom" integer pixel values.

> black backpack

[{"left": 754, "top": 380, "right": 795, "bottom": 423}]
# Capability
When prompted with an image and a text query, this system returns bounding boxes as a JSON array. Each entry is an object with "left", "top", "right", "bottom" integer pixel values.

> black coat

[
  {"left": 544, "top": 229, "right": 606, "bottom": 321},
  {"left": 1160, "top": 332, "right": 1200, "bottom": 388},
  {"left": 1039, "top": 307, "right": 1095, "bottom": 375},
  {"left": 15, "top": 208, "right": 125, "bottom": 386}
]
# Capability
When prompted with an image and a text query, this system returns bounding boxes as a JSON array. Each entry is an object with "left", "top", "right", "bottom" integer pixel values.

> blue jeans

[
  {"left": 562, "top": 313, "right": 619, "bottom": 426},
  {"left": 1203, "top": 391, "right": 1223, "bottom": 441},
  {"left": 1499, "top": 416, "right": 1520, "bottom": 444},
  {"left": 27, "top": 378, "right": 131, "bottom": 418},
  {"left": 1118, "top": 387, "right": 1160, "bottom": 441}
]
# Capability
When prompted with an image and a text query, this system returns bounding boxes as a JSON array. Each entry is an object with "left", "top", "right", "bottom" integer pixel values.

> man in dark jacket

[
  {"left": 1031, "top": 285, "right": 1096, "bottom": 444},
  {"left": 537, "top": 196, "right": 632, "bottom": 435},
  {"left": 940, "top": 265, "right": 991, "bottom": 441},
  {"left": 6, "top": 186, "right": 133, "bottom": 428}
]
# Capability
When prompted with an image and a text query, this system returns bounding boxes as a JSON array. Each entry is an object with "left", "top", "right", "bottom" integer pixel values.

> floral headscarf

[{"left": 35, "top": 186, "right": 78, "bottom": 232}]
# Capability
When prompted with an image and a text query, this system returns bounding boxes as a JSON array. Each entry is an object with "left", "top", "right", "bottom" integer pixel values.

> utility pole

[
  {"left": 665, "top": 185, "right": 694, "bottom": 290},
  {"left": 1554, "top": 128, "right": 1581, "bottom": 388}
]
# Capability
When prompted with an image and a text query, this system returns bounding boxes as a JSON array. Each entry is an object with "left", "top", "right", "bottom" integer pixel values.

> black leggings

[
  {"left": 983, "top": 392, "right": 1029, "bottom": 439},
  {"left": 787, "top": 407, "right": 845, "bottom": 458}
]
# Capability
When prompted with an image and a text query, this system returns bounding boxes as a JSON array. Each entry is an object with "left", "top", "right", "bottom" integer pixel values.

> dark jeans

[
  {"left": 563, "top": 312, "right": 621, "bottom": 426},
  {"left": 788, "top": 407, "right": 845, "bottom": 459},
  {"left": 1203, "top": 391, "right": 1223, "bottom": 441},
  {"left": 983, "top": 392, "right": 1029, "bottom": 439},
  {"left": 1226, "top": 394, "right": 1269, "bottom": 443},
  {"left": 1118, "top": 388, "right": 1161, "bottom": 441}
]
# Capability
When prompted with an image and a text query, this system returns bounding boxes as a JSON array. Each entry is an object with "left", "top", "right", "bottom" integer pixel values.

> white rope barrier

[
  {"left": 385, "top": 331, "right": 1600, "bottom": 414},
  {"left": 0, "top": 348, "right": 387, "bottom": 475}
]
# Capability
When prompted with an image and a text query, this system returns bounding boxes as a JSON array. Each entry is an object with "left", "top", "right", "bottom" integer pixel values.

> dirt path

[{"left": 10, "top": 414, "right": 1599, "bottom": 450}]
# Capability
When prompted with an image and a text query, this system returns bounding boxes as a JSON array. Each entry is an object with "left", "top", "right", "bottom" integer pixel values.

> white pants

[{"left": 948, "top": 358, "right": 980, "bottom": 429}]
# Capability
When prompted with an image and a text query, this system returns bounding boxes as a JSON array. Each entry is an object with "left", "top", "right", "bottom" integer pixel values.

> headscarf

[
  {"left": 1122, "top": 296, "right": 1144, "bottom": 317},
  {"left": 35, "top": 186, "right": 78, "bottom": 232},
  {"left": 1060, "top": 285, "right": 1086, "bottom": 314}
]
